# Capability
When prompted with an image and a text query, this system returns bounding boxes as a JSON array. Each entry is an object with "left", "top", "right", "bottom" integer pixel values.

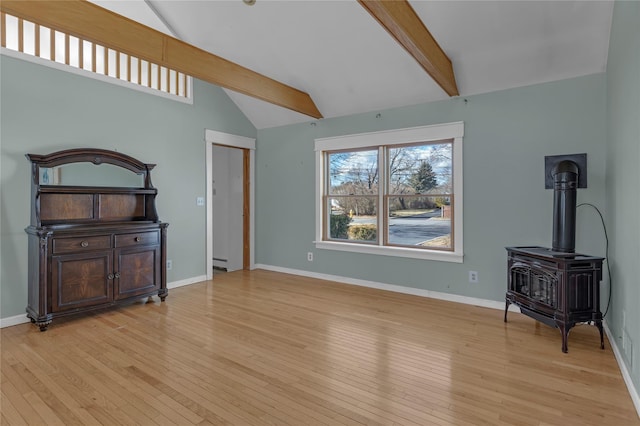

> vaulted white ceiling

[{"left": 90, "top": 0, "right": 614, "bottom": 129}]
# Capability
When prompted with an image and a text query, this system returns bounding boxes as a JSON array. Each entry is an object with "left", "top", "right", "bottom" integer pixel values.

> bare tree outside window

[{"left": 325, "top": 140, "right": 453, "bottom": 249}]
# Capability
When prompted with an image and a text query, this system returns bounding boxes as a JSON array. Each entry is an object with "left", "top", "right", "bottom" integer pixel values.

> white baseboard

[
  {"left": 604, "top": 322, "right": 640, "bottom": 419},
  {"left": 0, "top": 275, "right": 208, "bottom": 329},
  {"left": 254, "top": 263, "right": 521, "bottom": 313},
  {"left": 167, "top": 275, "right": 208, "bottom": 290},
  {"left": 0, "top": 313, "right": 31, "bottom": 328}
]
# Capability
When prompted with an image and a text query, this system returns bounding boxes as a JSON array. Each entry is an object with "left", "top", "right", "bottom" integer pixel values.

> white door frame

[{"left": 205, "top": 129, "right": 256, "bottom": 280}]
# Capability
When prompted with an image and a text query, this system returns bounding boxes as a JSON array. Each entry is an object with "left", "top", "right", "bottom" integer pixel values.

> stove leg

[
  {"left": 559, "top": 324, "right": 569, "bottom": 353},
  {"left": 596, "top": 321, "right": 604, "bottom": 350},
  {"left": 504, "top": 299, "right": 510, "bottom": 322}
]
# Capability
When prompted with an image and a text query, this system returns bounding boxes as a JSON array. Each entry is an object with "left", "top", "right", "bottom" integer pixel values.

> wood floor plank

[
  {"left": 22, "top": 390, "right": 66, "bottom": 426},
  {"left": 1, "top": 269, "right": 638, "bottom": 425},
  {"left": 1, "top": 368, "right": 49, "bottom": 425},
  {"left": 1, "top": 389, "right": 28, "bottom": 426},
  {"left": 4, "top": 346, "right": 101, "bottom": 426}
]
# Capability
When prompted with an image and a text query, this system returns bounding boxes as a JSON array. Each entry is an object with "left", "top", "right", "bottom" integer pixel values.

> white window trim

[{"left": 314, "top": 121, "right": 464, "bottom": 263}]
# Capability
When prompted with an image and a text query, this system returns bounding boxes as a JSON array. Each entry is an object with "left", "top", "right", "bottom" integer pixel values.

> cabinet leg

[
  {"left": 158, "top": 288, "right": 168, "bottom": 302},
  {"left": 36, "top": 320, "right": 51, "bottom": 332}
]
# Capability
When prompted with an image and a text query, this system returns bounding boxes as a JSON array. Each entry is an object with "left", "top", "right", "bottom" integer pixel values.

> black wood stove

[{"left": 504, "top": 158, "right": 604, "bottom": 353}]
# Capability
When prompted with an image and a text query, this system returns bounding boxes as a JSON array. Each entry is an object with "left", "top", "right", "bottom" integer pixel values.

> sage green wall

[
  {"left": 0, "top": 55, "right": 256, "bottom": 319},
  {"left": 606, "top": 0, "right": 640, "bottom": 395},
  {"left": 256, "top": 73, "right": 607, "bottom": 304}
]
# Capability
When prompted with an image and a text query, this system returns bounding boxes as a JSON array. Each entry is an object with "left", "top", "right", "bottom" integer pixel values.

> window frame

[{"left": 314, "top": 122, "right": 464, "bottom": 263}]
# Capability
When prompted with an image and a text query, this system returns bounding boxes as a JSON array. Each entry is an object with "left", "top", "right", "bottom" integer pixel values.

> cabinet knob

[
  {"left": 108, "top": 273, "right": 114, "bottom": 280},
  {"left": 81, "top": 241, "right": 89, "bottom": 248},
  {"left": 115, "top": 272, "right": 121, "bottom": 279},
  {"left": 134, "top": 237, "right": 141, "bottom": 242}
]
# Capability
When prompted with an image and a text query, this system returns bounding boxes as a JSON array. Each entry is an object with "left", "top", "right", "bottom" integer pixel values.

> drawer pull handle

[
  {"left": 134, "top": 237, "right": 141, "bottom": 242},
  {"left": 81, "top": 241, "right": 89, "bottom": 248},
  {"left": 108, "top": 273, "right": 114, "bottom": 280},
  {"left": 115, "top": 272, "right": 121, "bottom": 279}
]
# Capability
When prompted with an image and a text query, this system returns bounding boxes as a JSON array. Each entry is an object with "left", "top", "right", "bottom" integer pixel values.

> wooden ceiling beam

[
  {"left": 358, "top": 0, "right": 459, "bottom": 97},
  {"left": 0, "top": 0, "right": 323, "bottom": 119}
]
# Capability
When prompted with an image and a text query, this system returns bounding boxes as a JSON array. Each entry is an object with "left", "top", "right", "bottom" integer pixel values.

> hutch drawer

[
  {"left": 52, "top": 235, "right": 112, "bottom": 254},
  {"left": 114, "top": 230, "right": 159, "bottom": 248}
]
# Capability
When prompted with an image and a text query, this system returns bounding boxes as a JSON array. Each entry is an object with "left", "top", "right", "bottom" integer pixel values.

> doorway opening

[{"left": 205, "top": 130, "right": 256, "bottom": 280}]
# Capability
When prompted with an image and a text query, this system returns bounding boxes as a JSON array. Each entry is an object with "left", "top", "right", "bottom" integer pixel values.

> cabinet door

[
  {"left": 51, "top": 251, "right": 113, "bottom": 312},
  {"left": 114, "top": 246, "right": 160, "bottom": 300}
]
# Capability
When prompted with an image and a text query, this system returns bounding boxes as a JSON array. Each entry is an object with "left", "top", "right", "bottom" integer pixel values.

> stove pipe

[{"left": 552, "top": 160, "right": 579, "bottom": 253}]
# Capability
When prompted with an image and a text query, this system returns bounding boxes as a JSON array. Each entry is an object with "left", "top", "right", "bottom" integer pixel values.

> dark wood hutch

[{"left": 25, "top": 148, "right": 168, "bottom": 331}]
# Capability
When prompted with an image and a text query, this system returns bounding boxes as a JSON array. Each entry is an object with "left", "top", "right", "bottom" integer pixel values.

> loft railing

[{"left": 1, "top": 12, "right": 190, "bottom": 99}]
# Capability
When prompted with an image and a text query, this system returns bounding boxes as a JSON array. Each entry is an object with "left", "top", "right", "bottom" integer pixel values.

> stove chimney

[{"left": 551, "top": 160, "right": 579, "bottom": 253}]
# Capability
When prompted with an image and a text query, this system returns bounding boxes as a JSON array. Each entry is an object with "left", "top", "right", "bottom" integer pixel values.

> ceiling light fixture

[{"left": 243, "top": 0, "right": 256, "bottom": 5}]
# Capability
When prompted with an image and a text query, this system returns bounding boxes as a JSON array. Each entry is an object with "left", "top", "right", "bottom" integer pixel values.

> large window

[{"left": 315, "top": 122, "right": 464, "bottom": 262}]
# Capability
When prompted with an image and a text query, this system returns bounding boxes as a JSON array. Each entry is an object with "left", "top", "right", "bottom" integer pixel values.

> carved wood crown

[{"left": 26, "top": 148, "right": 155, "bottom": 175}]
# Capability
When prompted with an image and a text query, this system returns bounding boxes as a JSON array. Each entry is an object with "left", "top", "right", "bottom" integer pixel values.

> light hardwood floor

[{"left": 1, "top": 269, "right": 638, "bottom": 425}]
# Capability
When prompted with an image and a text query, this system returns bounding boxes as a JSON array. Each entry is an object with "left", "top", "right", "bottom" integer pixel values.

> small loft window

[{"left": 1, "top": 12, "right": 192, "bottom": 102}]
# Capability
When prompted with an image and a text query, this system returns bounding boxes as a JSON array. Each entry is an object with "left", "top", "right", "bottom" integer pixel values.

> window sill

[{"left": 314, "top": 241, "right": 464, "bottom": 263}]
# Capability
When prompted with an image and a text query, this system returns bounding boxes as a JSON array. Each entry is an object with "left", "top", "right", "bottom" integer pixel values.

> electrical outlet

[
  {"left": 196, "top": 197, "right": 205, "bottom": 206},
  {"left": 307, "top": 252, "right": 313, "bottom": 262},
  {"left": 166, "top": 260, "right": 172, "bottom": 270},
  {"left": 469, "top": 271, "right": 478, "bottom": 283}
]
